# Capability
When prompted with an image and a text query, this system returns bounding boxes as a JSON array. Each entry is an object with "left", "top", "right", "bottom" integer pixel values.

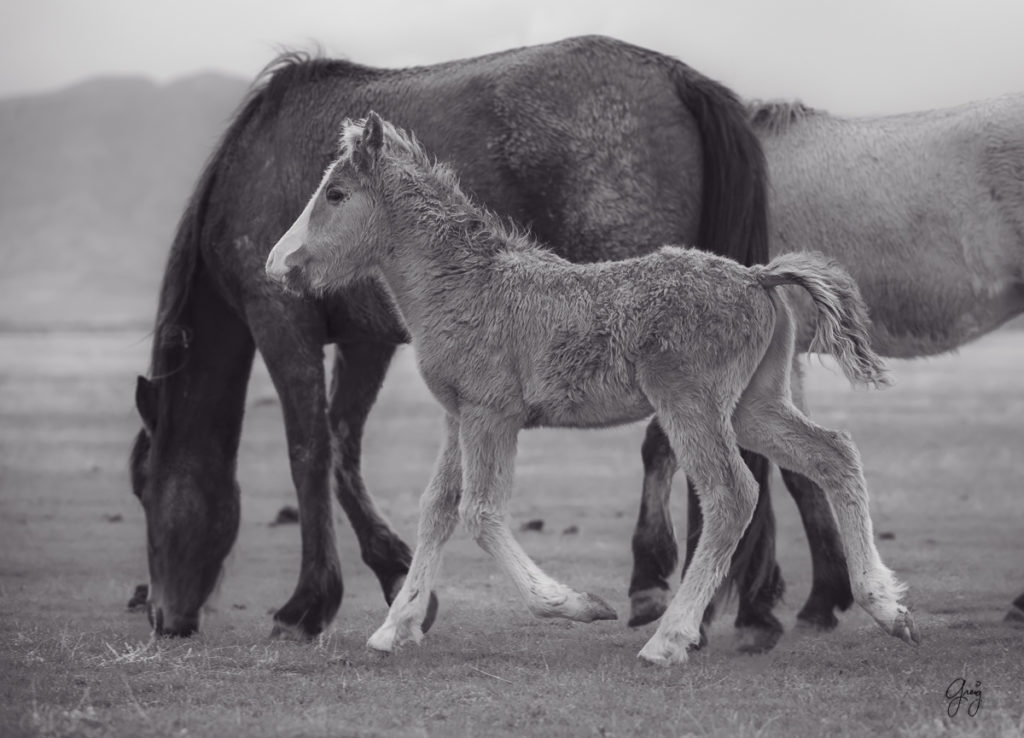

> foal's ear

[
  {"left": 353, "top": 111, "right": 385, "bottom": 171},
  {"left": 135, "top": 375, "right": 158, "bottom": 433}
]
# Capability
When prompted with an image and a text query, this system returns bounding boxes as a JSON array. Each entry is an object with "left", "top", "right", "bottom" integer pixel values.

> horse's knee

[{"left": 813, "top": 429, "right": 863, "bottom": 490}]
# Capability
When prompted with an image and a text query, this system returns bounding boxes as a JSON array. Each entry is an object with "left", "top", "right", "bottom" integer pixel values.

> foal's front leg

[
  {"left": 367, "top": 414, "right": 462, "bottom": 653},
  {"left": 459, "top": 410, "right": 617, "bottom": 623}
]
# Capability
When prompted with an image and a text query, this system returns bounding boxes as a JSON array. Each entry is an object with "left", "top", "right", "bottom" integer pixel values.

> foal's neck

[{"left": 373, "top": 179, "right": 507, "bottom": 339}]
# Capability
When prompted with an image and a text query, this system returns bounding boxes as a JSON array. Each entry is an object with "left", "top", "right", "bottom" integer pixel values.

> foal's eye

[{"left": 325, "top": 186, "right": 346, "bottom": 205}]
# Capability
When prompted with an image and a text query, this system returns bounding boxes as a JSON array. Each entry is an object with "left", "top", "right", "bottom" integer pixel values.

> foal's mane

[
  {"left": 746, "top": 99, "right": 820, "bottom": 135},
  {"left": 345, "top": 119, "right": 531, "bottom": 255}
]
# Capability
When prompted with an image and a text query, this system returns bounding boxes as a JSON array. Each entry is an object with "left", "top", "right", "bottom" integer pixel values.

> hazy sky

[{"left": 2, "top": 0, "right": 1022, "bottom": 115}]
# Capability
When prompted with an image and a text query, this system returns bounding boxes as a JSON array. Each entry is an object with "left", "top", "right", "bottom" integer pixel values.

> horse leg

[
  {"left": 628, "top": 420, "right": 679, "bottom": 628},
  {"left": 781, "top": 358, "right": 853, "bottom": 630},
  {"left": 328, "top": 342, "right": 438, "bottom": 632},
  {"left": 639, "top": 406, "right": 760, "bottom": 666},
  {"left": 458, "top": 409, "right": 617, "bottom": 623},
  {"left": 367, "top": 414, "right": 462, "bottom": 652},
  {"left": 248, "top": 307, "right": 341, "bottom": 640},
  {"left": 630, "top": 425, "right": 784, "bottom": 653},
  {"left": 733, "top": 397, "right": 920, "bottom": 646},
  {"left": 1006, "top": 592, "right": 1024, "bottom": 625},
  {"left": 730, "top": 451, "right": 786, "bottom": 654}
]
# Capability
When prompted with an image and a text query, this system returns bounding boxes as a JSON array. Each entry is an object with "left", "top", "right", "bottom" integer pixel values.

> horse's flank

[{"left": 750, "top": 94, "right": 1024, "bottom": 357}]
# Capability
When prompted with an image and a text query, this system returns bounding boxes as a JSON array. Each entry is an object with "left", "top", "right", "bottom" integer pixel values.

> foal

[{"left": 266, "top": 113, "right": 919, "bottom": 665}]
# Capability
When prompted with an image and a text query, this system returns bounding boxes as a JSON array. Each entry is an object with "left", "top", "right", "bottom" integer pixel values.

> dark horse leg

[
  {"left": 1006, "top": 593, "right": 1024, "bottom": 624},
  {"left": 629, "top": 420, "right": 784, "bottom": 653},
  {"left": 327, "top": 342, "right": 438, "bottom": 631},
  {"left": 781, "top": 362, "right": 853, "bottom": 630},
  {"left": 247, "top": 304, "right": 343, "bottom": 640}
]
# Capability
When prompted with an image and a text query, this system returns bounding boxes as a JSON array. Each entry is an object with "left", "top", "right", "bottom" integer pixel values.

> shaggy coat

[{"left": 266, "top": 114, "right": 920, "bottom": 665}]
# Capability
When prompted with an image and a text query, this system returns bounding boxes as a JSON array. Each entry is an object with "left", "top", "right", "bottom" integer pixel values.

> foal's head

[{"left": 265, "top": 112, "right": 417, "bottom": 294}]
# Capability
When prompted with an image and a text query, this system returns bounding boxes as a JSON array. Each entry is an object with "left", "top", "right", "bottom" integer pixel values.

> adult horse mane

[{"left": 747, "top": 99, "right": 819, "bottom": 136}]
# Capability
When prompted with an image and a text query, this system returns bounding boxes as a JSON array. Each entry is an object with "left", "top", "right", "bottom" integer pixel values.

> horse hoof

[
  {"left": 735, "top": 624, "right": 782, "bottom": 654},
  {"left": 794, "top": 609, "right": 839, "bottom": 632},
  {"left": 421, "top": 592, "right": 440, "bottom": 633},
  {"left": 269, "top": 621, "right": 314, "bottom": 642},
  {"left": 887, "top": 607, "right": 921, "bottom": 646},
  {"left": 627, "top": 587, "right": 669, "bottom": 628},
  {"left": 1004, "top": 604, "right": 1024, "bottom": 626},
  {"left": 576, "top": 593, "right": 617, "bottom": 622},
  {"left": 366, "top": 624, "right": 397, "bottom": 653},
  {"left": 387, "top": 578, "right": 440, "bottom": 634},
  {"left": 637, "top": 632, "right": 696, "bottom": 666}
]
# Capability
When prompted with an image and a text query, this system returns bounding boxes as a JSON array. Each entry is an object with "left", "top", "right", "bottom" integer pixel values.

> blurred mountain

[{"left": 0, "top": 73, "right": 249, "bottom": 328}]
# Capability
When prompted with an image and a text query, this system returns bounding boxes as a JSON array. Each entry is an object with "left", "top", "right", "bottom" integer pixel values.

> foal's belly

[{"left": 523, "top": 386, "right": 655, "bottom": 430}]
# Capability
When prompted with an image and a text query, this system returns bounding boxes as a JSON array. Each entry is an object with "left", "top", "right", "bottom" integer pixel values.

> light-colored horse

[
  {"left": 632, "top": 94, "right": 1024, "bottom": 629},
  {"left": 266, "top": 113, "right": 919, "bottom": 664}
]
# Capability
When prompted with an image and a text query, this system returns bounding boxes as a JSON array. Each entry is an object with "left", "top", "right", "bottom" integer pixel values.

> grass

[{"left": 1, "top": 328, "right": 1022, "bottom": 737}]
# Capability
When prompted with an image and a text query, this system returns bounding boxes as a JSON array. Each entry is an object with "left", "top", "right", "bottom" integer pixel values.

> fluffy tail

[{"left": 755, "top": 252, "right": 890, "bottom": 387}]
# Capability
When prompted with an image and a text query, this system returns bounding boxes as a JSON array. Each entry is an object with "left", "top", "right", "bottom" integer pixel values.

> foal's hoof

[
  {"left": 387, "top": 578, "right": 440, "bottom": 635},
  {"left": 366, "top": 619, "right": 422, "bottom": 654},
  {"left": 627, "top": 587, "right": 669, "bottom": 628},
  {"left": 795, "top": 609, "right": 840, "bottom": 632},
  {"left": 637, "top": 632, "right": 698, "bottom": 666},
  {"left": 577, "top": 593, "right": 618, "bottom": 622},
  {"left": 884, "top": 607, "right": 921, "bottom": 646}
]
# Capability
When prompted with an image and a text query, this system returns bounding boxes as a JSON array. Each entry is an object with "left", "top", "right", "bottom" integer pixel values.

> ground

[{"left": 0, "top": 327, "right": 1021, "bottom": 737}]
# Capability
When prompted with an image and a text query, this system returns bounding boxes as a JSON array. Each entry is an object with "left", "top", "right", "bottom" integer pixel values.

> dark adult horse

[{"left": 131, "top": 35, "right": 783, "bottom": 642}]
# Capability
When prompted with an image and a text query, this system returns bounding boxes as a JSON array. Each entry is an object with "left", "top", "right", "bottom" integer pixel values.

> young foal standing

[{"left": 266, "top": 114, "right": 919, "bottom": 665}]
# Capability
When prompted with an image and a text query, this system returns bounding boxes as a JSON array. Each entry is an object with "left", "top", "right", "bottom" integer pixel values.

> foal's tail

[{"left": 755, "top": 252, "right": 890, "bottom": 387}]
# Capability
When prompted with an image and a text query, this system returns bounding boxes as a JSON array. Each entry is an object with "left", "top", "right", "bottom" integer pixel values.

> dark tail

[
  {"left": 670, "top": 64, "right": 770, "bottom": 269},
  {"left": 670, "top": 61, "right": 776, "bottom": 621},
  {"left": 756, "top": 252, "right": 890, "bottom": 387}
]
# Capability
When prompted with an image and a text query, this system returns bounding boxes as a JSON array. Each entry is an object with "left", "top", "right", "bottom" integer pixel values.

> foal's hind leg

[
  {"left": 328, "top": 342, "right": 437, "bottom": 632},
  {"left": 638, "top": 405, "right": 760, "bottom": 665},
  {"left": 459, "top": 410, "right": 617, "bottom": 623},
  {"left": 367, "top": 414, "right": 462, "bottom": 652},
  {"left": 781, "top": 359, "right": 853, "bottom": 631},
  {"left": 733, "top": 398, "right": 920, "bottom": 646}
]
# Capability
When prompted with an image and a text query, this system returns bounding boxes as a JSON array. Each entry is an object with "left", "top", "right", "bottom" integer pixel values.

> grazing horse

[
  {"left": 264, "top": 113, "right": 919, "bottom": 665},
  {"left": 631, "top": 94, "right": 1024, "bottom": 629},
  {"left": 130, "top": 36, "right": 778, "bottom": 639}
]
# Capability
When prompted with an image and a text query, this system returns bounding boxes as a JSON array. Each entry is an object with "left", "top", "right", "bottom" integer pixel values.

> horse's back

[{"left": 756, "top": 94, "right": 1024, "bottom": 355}]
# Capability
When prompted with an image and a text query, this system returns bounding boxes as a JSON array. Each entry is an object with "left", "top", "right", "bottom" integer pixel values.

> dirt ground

[{"left": 1, "top": 327, "right": 1022, "bottom": 737}]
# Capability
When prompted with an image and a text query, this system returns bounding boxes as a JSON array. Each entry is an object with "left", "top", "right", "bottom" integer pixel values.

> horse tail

[
  {"left": 669, "top": 64, "right": 770, "bottom": 269},
  {"left": 669, "top": 61, "right": 776, "bottom": 618},
  {"left": 756, "top": 252, "right": 891, "bottom": 387}
]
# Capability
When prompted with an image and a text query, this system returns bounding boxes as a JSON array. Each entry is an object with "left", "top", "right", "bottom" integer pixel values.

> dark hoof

[
  {"left": 421, "top": 592, "right": 440, "bottom": 634},
  {"left": 271, "top": 580, "right": 342, "bottom": 641},
  {"left": 270, "top": 621, "right": 315, "bottom": 642},
  {"left": 795, "top": 606, "right": 840, "bottom": 632},
  {"left": 627, "top": 587, "right": 669, "bottom": 628},
  {"left": 735, "top": 624, "right": 783, "bottom": 654},
  {"left": 1005, "top": 607, "right": 1024, "bottom": 626},
  {"left": 127, "top": 583, "right": 149, "bottom": 612}
]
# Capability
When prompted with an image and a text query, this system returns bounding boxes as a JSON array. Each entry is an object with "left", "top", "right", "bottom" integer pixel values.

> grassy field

[{"left": 1, "top": 327, "right": 1022, "bottom": 737}]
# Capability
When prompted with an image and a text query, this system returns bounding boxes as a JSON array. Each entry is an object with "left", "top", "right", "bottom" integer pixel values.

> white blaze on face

[{"left": 265, "top": 164, "right": 335, "bottom": 280}]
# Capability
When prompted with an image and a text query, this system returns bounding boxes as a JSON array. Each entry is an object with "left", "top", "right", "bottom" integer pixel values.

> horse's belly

[{"left": 525, "top": 386, "right": 654, "bottom": 430}]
